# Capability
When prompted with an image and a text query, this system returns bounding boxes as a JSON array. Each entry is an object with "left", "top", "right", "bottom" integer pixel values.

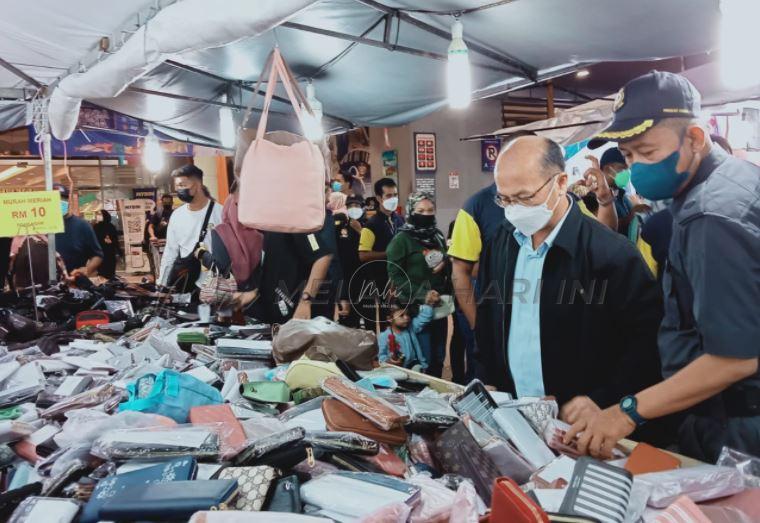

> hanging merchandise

[
  {"left": 238, "top": 49, "right": 328, "bottom": 234},
  {"left": 303, "top": 82, "right": 324, "bottom": 142}
]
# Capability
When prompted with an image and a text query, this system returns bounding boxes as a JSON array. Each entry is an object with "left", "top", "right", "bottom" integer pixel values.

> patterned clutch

[{"left": 217, "top": 466, "right": 278, "bottom": 511}]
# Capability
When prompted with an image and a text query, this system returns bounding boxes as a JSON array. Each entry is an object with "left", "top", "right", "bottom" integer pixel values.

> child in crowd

[{"left": 378, "top": 290, "right": 439, "bottom": 372}]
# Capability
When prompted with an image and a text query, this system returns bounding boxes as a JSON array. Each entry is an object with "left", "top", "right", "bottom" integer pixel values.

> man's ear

[
  {"left": 686, "top": 125, "right": 707, "bottom": 152},
  {"left": 557, "top": 172, "right": 569, "bottom": 193}
]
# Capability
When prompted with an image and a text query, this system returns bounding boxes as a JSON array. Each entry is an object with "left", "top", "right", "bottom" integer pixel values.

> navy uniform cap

[{"left": 593, "top": 71, "right": 701, "bottom": 143}]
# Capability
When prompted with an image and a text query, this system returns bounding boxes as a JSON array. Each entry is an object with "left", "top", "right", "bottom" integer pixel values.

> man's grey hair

[{"left": 541, "top": 137, "right": 565, "bottom": 175}]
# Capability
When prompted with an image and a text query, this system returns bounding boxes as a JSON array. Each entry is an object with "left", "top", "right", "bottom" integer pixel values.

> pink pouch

[{"left": 238, "top": 49, "right": 327, "bottom": 233}]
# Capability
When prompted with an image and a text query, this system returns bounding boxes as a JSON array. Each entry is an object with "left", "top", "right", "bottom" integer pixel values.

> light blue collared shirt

[{"left": 507, "top": 198, "right": 573, "bottom": 398}]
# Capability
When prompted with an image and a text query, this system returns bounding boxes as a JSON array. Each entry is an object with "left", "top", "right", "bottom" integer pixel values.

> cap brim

[{"left": 593, "top": 118, "right": 657, "bottom": 142}]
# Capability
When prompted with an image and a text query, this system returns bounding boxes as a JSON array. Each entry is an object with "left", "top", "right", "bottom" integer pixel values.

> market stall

[{"left": 0, "top": 1, "right": 758, "bottom": 522}]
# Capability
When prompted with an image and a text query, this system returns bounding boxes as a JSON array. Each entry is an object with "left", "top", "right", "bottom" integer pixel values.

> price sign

[{"left": 0, "top": 190, "right": 64, "bottom": 238}]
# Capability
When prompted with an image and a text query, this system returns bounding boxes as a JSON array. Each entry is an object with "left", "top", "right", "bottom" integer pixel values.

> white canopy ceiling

[{"left": 0, "top": 0, "right": 721, "bottom": 146}]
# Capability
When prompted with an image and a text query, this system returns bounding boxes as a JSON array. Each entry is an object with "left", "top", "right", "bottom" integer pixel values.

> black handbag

[{"left": 166, "top": 202, "right": 215, "bottom": 293}]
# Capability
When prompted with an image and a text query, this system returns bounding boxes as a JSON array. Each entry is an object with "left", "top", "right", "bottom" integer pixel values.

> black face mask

[
  {"left": 177, "top": 188, "right": 194, "bottom": 203},
  {"left": 410, "top": 214, "right": 436, "bottom": 228}
]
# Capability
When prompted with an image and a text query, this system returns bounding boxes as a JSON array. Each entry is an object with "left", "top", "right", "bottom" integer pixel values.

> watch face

[{"left": 622, "top": 398, "right": 633, "bottom": 410}]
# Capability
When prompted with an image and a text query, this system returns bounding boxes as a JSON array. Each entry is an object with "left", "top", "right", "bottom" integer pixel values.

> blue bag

[{"left": 119, "top": 370, "right": 222, "bottom": 423}]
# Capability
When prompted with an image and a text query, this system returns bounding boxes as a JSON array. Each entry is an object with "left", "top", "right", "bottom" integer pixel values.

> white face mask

[
  {"left": 503, "top": 180, "right": 561, "bottom": 237},
  {"left": 347, "top": 207, "right": 364, "bottom": 220},
  {"left": 382, "top": 197, "right": 399, "bottom": 212}
]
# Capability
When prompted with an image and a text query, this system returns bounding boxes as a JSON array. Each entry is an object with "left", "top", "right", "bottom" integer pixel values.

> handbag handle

[{"left": 256, "top": 48, "right": 318, "bottom": 139}]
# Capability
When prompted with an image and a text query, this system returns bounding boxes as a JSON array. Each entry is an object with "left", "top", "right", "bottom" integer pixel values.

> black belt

[{"left": 722, "top": 386, "right": 760, "bottom": 418}]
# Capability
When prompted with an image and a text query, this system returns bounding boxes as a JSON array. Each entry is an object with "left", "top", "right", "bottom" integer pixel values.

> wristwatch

[
  {"left": 300, "top": 292, "right": 313, "bottom": 303},
  {"left": 619, "top": 395, "right": 647, "bottom": 426}
]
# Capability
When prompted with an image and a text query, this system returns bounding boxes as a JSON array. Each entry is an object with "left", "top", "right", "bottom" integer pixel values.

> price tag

[{"left": 0, "top": 190, "right": 64, "bottom": 238}]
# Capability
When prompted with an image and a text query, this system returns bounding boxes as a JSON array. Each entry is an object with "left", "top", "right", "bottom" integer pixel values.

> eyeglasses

[{"left": 494, "top": 172, "right": 562, "bottom": 208}]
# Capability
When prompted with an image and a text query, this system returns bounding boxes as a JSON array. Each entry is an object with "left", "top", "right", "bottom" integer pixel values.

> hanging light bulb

[
  {"left": 143, "top": 124, "right": 164, "bottom": 173},
  {"left": 720, "top": 0, "right": 760, "bottom": 88},
  {"left": 447, "top": 19, "right": 471, "bottom": 109},
  {"left": 301, "top": 81, "right": 324, "bottom": 141},
  {"left": 219, "top": 94, "right": 236, "bottom": 149}
]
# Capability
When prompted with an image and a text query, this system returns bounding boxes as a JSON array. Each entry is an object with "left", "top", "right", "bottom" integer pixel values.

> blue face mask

[
  {"left": 630, "top": 150, "right": 690, "bottom": 201},
  {"left": 61, "top": 201, "right": 69, "bottom": 215},
  {"left": 331, "top": 181, "right": 343, "bottom": 192}
]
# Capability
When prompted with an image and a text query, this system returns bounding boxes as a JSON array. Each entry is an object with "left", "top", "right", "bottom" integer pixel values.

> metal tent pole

[{"left": 43, "top": 130, "right": 56, "bottom": 282}]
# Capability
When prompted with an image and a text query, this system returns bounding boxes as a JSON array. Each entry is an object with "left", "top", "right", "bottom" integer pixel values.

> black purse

[{"left": 166, "top": 202, "right": 215, "bottom": 293}]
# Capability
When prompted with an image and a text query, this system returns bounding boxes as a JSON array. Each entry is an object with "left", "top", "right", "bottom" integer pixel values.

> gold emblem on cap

[{"left": 613, "top": 88, "right": 625, "bottom": 112}]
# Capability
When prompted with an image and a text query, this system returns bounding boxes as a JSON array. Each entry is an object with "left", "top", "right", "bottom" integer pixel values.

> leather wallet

[
  {"left": 99, "top": 479, "right": 239, "bottom": 521},
  {"left": 217, "top": 466, "right": 278, "bottom": 511},
  {"left": 321, "top": 376, "right": 407, "bottom": 431},
  {"left": 80, "top": 456, "right": 198, "bottom": 523},
  {"left": 234, "top": 427, "right": 305, "bottom": 465},
  {"left": 624, "top": 443, "right": 680, "bottom": 475},
  {"left": 263, "top": 474, "right": 303, "bottom": 513},
  {"left": 560, "top": 457, "right": 632, "bottom": 523},
  {"left": 189, "top": 404, "right": 247, "bottom": 459},
  {"left": 322, "top": 398, "right": 407, "bottom": 446},
  {"left": 305, "top": 431, "right": 380, "bottom": 455},
  {"left": 491, "top": 477, "right": 550, "bottom": 523},
  {"left": 433, "top": 420, "right": 502, "bottom": 505},
  {"left": 361, "top": 444, "right": 408, "bottom": 477}
]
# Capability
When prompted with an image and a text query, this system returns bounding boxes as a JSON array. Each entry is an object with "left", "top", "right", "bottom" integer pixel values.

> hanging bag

[
  {"left": 238, "top": 48, "right": 328, "bottom": 233},
  {"left": 166, "top": 201, "right": 215, "bottom": 293}
]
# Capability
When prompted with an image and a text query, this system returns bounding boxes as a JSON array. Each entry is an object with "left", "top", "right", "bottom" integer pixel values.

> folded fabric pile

[{"left": 0, "top": 282, "right": 758, "bottom": 523}]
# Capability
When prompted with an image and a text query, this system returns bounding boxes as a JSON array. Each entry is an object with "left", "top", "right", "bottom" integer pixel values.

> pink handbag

[{"left": 238, "top": 49, "right": 327, "bottom": 233}]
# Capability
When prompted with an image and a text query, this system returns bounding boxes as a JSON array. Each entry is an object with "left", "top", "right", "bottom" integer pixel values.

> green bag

[
  {"left": 241, "top": 381, "right": 291, "bottom": 404},
  {"left": 0, "top": 406, "right": 21, "bottom": 421},
  {"left": 292, "top": 387, "right": 324, "bottom": 404},
  {"left": 177, "top": 332, "right": 210, "bottom": 345}
]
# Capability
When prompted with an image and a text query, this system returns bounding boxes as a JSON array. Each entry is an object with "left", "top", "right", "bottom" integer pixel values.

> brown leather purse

[{"left": 321, "top": 399, "right": 407, "bottom": 447}]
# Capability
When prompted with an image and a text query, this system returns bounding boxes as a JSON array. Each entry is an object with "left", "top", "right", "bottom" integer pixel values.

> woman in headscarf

[
  {"left": 386, "top": 191, "right": 452, "bottom": 377},
  {"left": 197, "top": 190, "right": 264, "bottom": 310},
  {"left": 93, "top": 210, "right": 122, "bottom": 279}
]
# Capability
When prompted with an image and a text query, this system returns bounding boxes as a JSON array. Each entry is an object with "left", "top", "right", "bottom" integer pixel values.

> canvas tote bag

[{"left": 238, "top": 49, "right": 327, "bottom": 233}]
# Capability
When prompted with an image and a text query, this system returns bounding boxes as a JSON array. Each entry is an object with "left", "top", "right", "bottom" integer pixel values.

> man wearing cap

[
  {"left": 566, "top": 71, "right": 760, "bottom": 461},
  {"left": 53, "top": 183, "right": 103, "bottom": 277}
]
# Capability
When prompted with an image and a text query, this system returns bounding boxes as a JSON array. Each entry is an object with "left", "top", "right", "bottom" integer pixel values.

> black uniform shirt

[{"left": 659, "top": 147, "right": 760, "bottom": 393}]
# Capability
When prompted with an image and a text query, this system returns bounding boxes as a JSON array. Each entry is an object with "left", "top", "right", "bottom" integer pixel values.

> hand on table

[
  {"left": 559, "top": 395, "right": 601, "bottom": 424},
  {"left": 564, "top": 405, "right": 636, "bottom": 460}
]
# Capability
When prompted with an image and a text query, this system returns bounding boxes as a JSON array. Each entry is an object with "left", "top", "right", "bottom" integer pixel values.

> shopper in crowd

[
  {"left": 332, "top": 170, "right": 360, "bottom": 198},
  {"left": 148, "top": 193, "right": 175, "bottom": 243},
  {"left": 197, "top": 188, "right": 264, "bottom": 311},
  {"left": 598, "top": 147, "right": 637, "bottom": 235},
  {"left": 158, "top": 165, "right": 222, "bottom": 291},
  {"left": 0, "top": 238, "right": 9, "bottom": 290},
  {"left": 387, "top": 192, "right": 451, "bottom": 378},
  {"left": 640, "top": 134, "right": 732, "bottom": 283},
  {"left": 356, "top": 177, "right": 404, "bottom": 332},
  {"left": 93, "top": 210, "right": 122, "bottom": 279},
  {"left": 475, "top": 135, "right": 669, "bottom": 445},
  {"left": 53, "top": 183, "right": 103, "bottom": 277},
  {"left": 333, "top": 195, "right": 364, "bottom": 327},
  {"left": 354, "top": 161, "right": 371, "bottom": 196},
  {"left": 327, "top": 191, "right": 348, "bottom": 217},
  {"left": 448, "top": 181, "right": 505, "bottom": 331},
  {"left": 252, "top": 203, "right": 335, "bottom": 324},
  {"left": 567, "top": 72, "right": 760, "bottom": 462},
  {"left": 9, "top": 235, "right": 67, "bottom": 288},
  {"left": 378, "top": 290, "right": 441, "bottom": 372},
  {"left": 447, "top": 220, "right": 476, "bottom": 385},
  {"left": 364, "top": 196, "right": 379, "bottom": 220}
]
